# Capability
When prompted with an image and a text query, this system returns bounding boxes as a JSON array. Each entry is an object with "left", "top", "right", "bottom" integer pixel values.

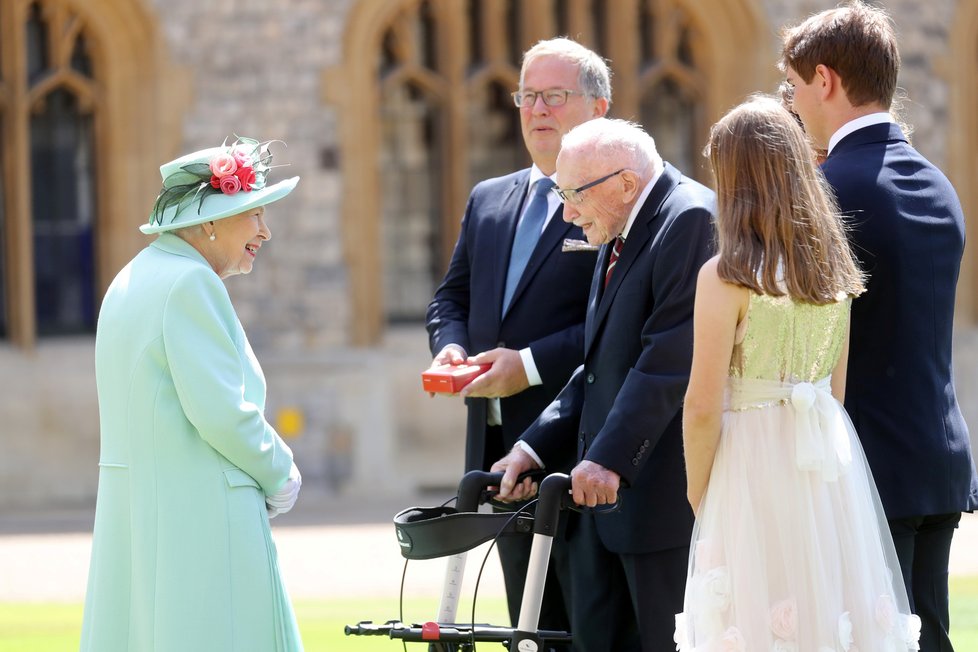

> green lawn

[{"left": 2, "top": 579, "right": 976, "bottom": 651}]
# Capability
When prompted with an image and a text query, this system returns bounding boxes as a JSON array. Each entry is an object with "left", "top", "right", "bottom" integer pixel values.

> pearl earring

[{"left": 209, "top": 233, "right": 216, "bottom": 242}]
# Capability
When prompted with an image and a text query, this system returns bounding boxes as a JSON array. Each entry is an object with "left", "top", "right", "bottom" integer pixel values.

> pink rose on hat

[
  {"left": 219, "top": 174, "right": 242, "bottom": 195},
  {"left": 209, "top": 152, "right": 237, "bottom": 177}
]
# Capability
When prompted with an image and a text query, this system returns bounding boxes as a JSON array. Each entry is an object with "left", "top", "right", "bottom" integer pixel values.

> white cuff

[
  {"left": 514, "top": 440, "right": 544, "bottom": 468},
  {"left": 519, "top": 347, "right": 542, "bottom": 386}
]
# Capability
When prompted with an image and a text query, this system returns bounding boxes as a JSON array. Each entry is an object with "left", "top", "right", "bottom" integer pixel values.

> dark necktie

[
  {"left": 503, "top": 178, "right": 555, "bottom": 312},
  {"left": 604, "top": 235, "right": 624, "bottom": 288}
]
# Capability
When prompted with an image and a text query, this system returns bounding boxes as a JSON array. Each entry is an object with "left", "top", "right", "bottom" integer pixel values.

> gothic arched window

[{"left": 328, "top": 0, "right": 765, "bottom": 343}]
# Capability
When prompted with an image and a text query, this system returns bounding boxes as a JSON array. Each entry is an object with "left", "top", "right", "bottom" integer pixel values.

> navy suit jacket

[
  {"left": 823, "top": 122, "right": 978, "bottom": 518},
  {"left": 426, "top": 168, "right": 598, "bottom": 473},
  {"left": 521, "top": 164, "right": 716, "bottom": 553}
]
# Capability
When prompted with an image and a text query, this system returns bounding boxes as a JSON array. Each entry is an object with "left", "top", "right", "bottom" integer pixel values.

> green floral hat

[{"left": 141, "top": 136, "right": 299, "bottom": 234}]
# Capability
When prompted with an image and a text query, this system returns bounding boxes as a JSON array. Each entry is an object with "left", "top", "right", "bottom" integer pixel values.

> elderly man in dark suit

[
  {"left": 425, "top": 37, "right": 609, "bottom": 645},
  {"left": 494, "top": 117, "right": 715, "bottom": 652},
  {"left": 781, "top": 2, "right": 978, "bottom": 650}
]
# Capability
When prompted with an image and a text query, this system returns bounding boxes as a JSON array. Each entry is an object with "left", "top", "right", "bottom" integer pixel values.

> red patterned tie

[{"left": 604, "top": 236, "right": 624, "bottom": 288}]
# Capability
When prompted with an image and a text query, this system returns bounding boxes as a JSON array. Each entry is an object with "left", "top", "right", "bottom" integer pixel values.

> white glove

[{"left": 266, "top": 462, "right": 301, "bottom": 519}]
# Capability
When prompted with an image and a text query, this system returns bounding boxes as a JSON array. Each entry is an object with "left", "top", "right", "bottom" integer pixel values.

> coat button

[
  {"left": 643, "top": 439, "right": 650, "bottom": 446},
  {"left": 632, "top": 457, "right": 639, "bottom": 466},
  {"left": 586, "top": 373, "right": 595, "bottom": 384}
]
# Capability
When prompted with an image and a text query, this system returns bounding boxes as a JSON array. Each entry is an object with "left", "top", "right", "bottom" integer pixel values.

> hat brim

[{"left": 140, "top": 176, "right": 300, "bottom": 234}]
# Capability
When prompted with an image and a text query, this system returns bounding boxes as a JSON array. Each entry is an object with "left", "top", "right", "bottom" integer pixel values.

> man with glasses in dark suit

[
  {"left": 425, "top": 37, "right": 610, "bottom": 647},
  {"left": 494, "top": 117, "right": 715, "bottom": 652}
]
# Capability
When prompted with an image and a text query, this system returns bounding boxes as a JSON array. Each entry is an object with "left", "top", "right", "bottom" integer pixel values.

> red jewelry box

[{"left": 422, "top": 363, "right": 491, "bottom": 394}]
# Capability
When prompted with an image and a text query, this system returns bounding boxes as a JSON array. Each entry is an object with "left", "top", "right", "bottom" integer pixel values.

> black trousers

[
  {"left": 566, "top": 510, "right": 688, "bottom": 652},
  {"left": 889, "top": 512, "right": 961, "bottom": 652}
]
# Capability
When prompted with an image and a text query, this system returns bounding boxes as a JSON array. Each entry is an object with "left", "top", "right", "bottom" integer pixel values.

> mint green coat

[{"left": 80, "top": 233, "right": 302, "bottom": 651}]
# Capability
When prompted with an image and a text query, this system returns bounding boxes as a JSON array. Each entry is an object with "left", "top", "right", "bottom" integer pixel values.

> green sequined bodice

[{"left": 730, "top": 293, "right": 850, "bottom": 383}]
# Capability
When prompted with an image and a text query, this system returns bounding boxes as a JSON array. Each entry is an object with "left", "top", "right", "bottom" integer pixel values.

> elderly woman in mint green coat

[{"left": 81, "top": 137, "right": 303, "bottom": 651}]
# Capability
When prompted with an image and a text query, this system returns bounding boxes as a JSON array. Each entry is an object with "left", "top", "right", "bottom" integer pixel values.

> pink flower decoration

[
  {"left": 209, "top": 153, "right": 237, "bottom": 177},
  {"left": 720, "top": 626, "right": 745, "bottom": 652},
  {"left": 235, "top": 165, "right": 256, "bottom": 192},
  {"left": 770, "top": 598, "right": 798, "bottom": 640},
  {"left": 231, "top": 146, "right": 253, "bottom": 168},
  {"left": 209, "top": 175, "right": 221, "bottom": 189},
  {"left": 219, "top": 174, "right": 242, "bottom": 195}
]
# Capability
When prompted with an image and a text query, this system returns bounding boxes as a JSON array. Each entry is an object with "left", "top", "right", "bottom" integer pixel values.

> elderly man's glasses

[
  {"left": 552, "top": 169, "right": 626, "bottom": 204},
  {"left": 511, "top": 88, "right": 585, "bottom": 108}
]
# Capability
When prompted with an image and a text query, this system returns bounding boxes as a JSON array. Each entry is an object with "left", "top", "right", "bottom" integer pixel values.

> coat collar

[
  {"left": 827, "top": 122, "right": 908, "bottom": 158},
  {"left": 150, "top": 232, "right": 213, "bottom": 270}
]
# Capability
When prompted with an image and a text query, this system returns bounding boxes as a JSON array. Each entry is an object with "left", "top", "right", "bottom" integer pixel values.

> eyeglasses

[
  {"left": 778, "top": 80, "right": 795, "bottom": 106},
  {"left": 552, "top": 169, "right": 627, "bottom": 204},
  {"left": 511, "top": 88, "right": 585, "bottom": 108}
]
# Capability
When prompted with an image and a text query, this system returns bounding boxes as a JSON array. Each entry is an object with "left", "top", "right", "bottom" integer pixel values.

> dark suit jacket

[
  {"left": 522, "top": 163, "right": 716, "bottom": 554},
  {"left": 426, "top": 168, "right": 598, "bottom": 473},
  {"left": 823, "top": 122, "right": 978, "bottom": 519}
]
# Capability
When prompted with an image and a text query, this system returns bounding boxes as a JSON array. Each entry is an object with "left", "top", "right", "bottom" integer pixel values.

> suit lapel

[
  {"left": 502, "top": 203, "right": 570, "bottom": 318},
  {"left": 585, "top": 165, "right": 682, "bottom": 356}
]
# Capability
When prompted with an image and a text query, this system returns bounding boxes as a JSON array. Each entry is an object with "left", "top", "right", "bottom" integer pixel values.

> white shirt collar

[
  {"left": 619, "top": 166, "right": 663, "bottom": 240},
  {"left": 828, "top": 113, "right": 893, "bottom": 155}
]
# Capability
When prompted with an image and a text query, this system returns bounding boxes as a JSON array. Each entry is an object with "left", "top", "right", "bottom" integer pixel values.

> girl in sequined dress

[{"left": 674, "top": 96, "right": 920, "bottom": 652}]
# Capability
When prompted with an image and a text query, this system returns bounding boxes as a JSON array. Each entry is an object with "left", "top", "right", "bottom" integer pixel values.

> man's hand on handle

[
  {"left": 491, "top": 446, "right": 541, "bottom": 501},
  {"left": 570, "top": 460, "right": 619, "bottom": 508}
]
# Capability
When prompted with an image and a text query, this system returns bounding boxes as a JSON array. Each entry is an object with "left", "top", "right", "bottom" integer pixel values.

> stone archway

[
  {"left": 0, "top": 0, "right": 183, "bottom": 347},
  {"left": 324, "top": 0, "right": 769, "bottom": 345}
]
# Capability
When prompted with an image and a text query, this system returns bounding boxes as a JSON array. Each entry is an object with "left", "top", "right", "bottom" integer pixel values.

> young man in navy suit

[
  {"left": 425, "top": 38, "right": 609, "bottom": 644},
  {"left": 781, "top": 3, "right": 978, "bottom": 649},
  {"left": 494, "top": 118, "right": 715, "bottom": 652}
]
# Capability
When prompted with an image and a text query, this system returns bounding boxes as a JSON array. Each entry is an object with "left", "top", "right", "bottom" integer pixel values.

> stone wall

[{"left": 1, "top": 0, "right": 975, "bottom": 512}]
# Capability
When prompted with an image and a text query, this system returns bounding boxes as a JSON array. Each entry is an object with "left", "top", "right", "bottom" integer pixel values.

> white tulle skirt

[{"left": 675, "top": 377, "right": 920, "bottom": 652}]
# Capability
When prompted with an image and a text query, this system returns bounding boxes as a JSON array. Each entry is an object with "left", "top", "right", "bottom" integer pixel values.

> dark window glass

[
  {"left": 505, "top": 0, "right": 521, "bottom": 67},
  {"left": 640, "top": 78, "right": 701, "bottom": 178},
  {"left": 379, "top": 82, "right": 443, "bottom": 323},
  {"left": 26, "top": 2, "right": 49, "bottom": 86},
  {"left": 466, "top": 0, "right": 483, "bottom": 72},
  {"left": 555, "top": 0, "right": 570, "bottom": 38},
  {"left": 70, "top": 33, "right": 94, "bottom": 77},
  {"left": 468, "top": 79, "right": 525, "bottom": 185},
  {"left": 30, "top": 88, "right": 97, "bottom": 335},
  {"left": 419, "top": 1, "right": 437, "bottom": 70}
]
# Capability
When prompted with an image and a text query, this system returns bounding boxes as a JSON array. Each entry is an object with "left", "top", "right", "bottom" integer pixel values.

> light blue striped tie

[{"left": 503, "top": 178, "right": 554, "bottom": 312}]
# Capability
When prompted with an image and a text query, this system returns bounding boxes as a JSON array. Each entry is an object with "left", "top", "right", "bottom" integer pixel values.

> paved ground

[{"left": 1, "top": 488, "right": 976, "bottom": 603}]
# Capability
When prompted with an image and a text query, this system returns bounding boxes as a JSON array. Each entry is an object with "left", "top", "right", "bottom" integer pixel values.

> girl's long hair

[{"left": 706, "top": 95, "right": 865, "bottom": 303}]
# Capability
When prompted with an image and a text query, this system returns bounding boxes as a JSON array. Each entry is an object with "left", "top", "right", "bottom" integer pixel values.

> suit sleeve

[
  {"left": 426, "top": 196, "right": 475, "bottom": 356},
  {"left": 162, "top": 268, "right": 293, "bottom": 495},
  {"left": 528, "top": 321, "right": 587, "bottom": 392},
  {"left": 520, "top": 364, "right": 586, "bottom": 472},
  {"left": 587, "top": 204, "right": 715, "bottom": 486}
]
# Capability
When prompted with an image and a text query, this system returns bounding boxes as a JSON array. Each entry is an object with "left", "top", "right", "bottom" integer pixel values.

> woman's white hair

[{"left": 560, "top": 118, "right": 662, "bottom": 177}]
